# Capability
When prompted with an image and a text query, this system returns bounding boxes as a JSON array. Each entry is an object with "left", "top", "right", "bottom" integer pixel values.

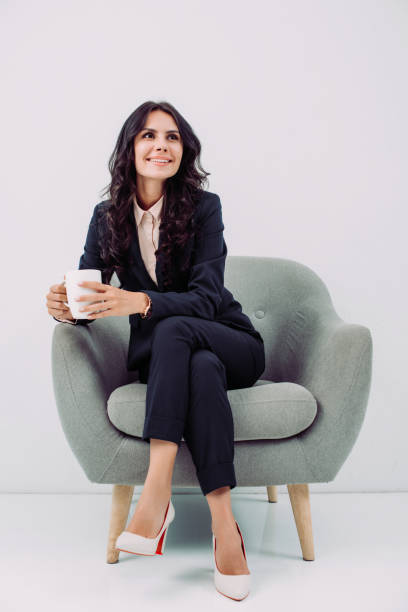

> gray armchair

[{"left": 51, "top": 256, "right": 372, "bottom": 564}]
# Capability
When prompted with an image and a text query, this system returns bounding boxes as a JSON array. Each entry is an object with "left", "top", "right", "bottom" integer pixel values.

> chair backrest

[
  {"left": 91, "top": 256, "right": 340, "bottom": 386},
  {"left": 224, "top": 256, "right": 341, "bottom": 383}
]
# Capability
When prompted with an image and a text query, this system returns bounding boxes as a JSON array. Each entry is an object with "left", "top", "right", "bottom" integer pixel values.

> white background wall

[{"left": 1, "top": 0, "right": 406, "bottom": 494}]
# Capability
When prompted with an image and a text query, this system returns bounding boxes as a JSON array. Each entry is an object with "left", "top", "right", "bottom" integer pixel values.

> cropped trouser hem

[
  {"left": 142, "top": 416, "right": 184, "bottom": 447},
  {"left": 197, "top": 461, "right": 237, "bottom": 496}
]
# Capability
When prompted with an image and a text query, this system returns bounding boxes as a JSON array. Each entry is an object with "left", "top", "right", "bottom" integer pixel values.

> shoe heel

[{"left": 156, "top": 526, "right": 168, "bottom": 555}]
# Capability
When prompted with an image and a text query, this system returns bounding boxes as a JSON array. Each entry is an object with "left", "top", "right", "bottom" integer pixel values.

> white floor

[{"left": 1, "top": 491, "right": 407, "bottom": 611}]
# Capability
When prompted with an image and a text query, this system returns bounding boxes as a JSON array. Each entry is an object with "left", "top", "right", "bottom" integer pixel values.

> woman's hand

[
  {"left": 74, "top": 281, "right": 149, "bottom": 319},
  {"left": 46, "top": 275, "right": 75, "bottom": 321}
]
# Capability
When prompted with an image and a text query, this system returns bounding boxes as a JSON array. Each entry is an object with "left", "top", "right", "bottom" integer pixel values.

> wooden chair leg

[
  {"left": 266, "top": 485, "right": 278, "bottom": 502},
  {"left": 106, "top": 484, "right": 135, "bottom": 563},
  {"left": 287, "top": 483, "right": 315, "bottom": 561}
]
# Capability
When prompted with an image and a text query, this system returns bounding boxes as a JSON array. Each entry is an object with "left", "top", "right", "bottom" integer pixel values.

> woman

[{"left": 46, "top": 100, "right": 265, "bottom": 601}]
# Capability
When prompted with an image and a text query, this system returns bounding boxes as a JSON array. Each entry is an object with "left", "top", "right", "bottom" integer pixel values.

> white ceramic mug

[{"left": 62, "top": 269, "right": 104, "bottom": 319}]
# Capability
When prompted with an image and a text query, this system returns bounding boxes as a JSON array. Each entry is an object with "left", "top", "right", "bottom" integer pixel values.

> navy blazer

[{"left": 57, "top": 190, "right": 264, "bottom": 372}]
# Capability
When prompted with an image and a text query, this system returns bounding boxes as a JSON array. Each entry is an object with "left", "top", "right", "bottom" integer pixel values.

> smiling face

[{"left": 134, "top": 110, "right": 183, "bottom": 190}]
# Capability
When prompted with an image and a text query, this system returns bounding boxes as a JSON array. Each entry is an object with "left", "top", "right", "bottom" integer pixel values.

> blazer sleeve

[
  {"left": 52, "top": 316, "right": 79, "bottom": 325},
  {"left": 129, "top": 193, "right": 226, "bottom": 325},
  {"left": 53, "top": 203, "right": 105, "bottom": 326}
]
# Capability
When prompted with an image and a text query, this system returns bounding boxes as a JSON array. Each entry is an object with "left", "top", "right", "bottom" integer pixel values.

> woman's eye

[{"left": 142, "top": 132, "right": 178, "bottom": 140}]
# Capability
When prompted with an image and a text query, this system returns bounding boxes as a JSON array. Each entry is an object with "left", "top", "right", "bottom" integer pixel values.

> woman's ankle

[
  {"left": 139, "top": 481, "right": 171, "bottom": 503},
  {"left": 211, "top": 516, "right": 237, "bottom": 534}
]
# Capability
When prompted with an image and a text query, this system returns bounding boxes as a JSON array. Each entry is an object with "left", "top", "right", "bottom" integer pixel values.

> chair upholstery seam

[{"left": 97, "top": 437, "right": 128, "bottom": 483}]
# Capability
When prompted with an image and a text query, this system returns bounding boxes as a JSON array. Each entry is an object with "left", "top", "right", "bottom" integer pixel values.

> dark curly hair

[{"left": 96, "top": 100, "right": 211, "bottom": 289}]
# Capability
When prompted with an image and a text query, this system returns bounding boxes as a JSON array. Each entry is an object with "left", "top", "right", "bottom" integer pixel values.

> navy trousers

[{"left": 137, "top": 315, "right": 265, "bottom": 496}]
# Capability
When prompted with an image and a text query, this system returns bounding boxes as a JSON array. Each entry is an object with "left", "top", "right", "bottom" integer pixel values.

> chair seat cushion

[{"left": 107, "top": 379, "right": 317, "bottom": 442}]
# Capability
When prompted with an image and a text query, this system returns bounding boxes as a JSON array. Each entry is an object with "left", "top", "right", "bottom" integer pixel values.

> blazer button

[{"left": 255, "top": 310, "right": 265, "bottom": 318}]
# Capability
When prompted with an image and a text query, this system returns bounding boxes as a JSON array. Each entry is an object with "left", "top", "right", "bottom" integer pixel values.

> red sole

[{"left": 116, "top": 548, "right": 156, "bottom": 556}]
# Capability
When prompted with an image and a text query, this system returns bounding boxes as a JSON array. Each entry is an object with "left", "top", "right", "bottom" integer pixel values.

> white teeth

[{"left": 148, "top": 159, "right": 171, "bottom": 164}]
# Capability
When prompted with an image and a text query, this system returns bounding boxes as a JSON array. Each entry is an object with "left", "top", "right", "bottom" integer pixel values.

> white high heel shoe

[
  {"left": 212, "top": 521, "right": 251, "bottom": 601},
  {"left": 115, "top": 498, "right": 175, "bottom": 556}
]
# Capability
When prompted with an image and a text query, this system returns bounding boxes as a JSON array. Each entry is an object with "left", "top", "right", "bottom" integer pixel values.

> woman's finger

[
  {"left": 51, "top": 285, "right": 67, "bottom": 294},
  {"left": 48, "top": 295, "right": 68, "bottom": 307},
  {"left": 75, "top": 298, "right": 106, "bottom": 309},
  {"left": 80, "top": 299, "right": 111, "bottom": 313},
  {"left": 50, "top": 299, "right": 69, "bottom": 310},
  {"left": 50, "top": 307, "right": 69, "bottom": 316},
  {"left": 77, "top": 281, "right": 108, "bottom": 292}
]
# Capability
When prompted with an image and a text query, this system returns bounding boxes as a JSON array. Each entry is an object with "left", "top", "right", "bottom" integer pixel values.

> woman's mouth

[{"left": 146, "top": 159, "right": 172, "bottom": 165}]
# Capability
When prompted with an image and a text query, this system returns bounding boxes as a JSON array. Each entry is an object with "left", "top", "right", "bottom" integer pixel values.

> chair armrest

[
  {"left": 51, "top": 319, "right": 139, "bottom": 482},
  {"left": 284, "top": 305, "right": 373, "bottom": 481}
]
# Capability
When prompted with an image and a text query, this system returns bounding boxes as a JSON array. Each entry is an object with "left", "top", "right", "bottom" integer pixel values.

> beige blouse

[{"left": 132, "top": 192, "right": 163, "bottom": 287}]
